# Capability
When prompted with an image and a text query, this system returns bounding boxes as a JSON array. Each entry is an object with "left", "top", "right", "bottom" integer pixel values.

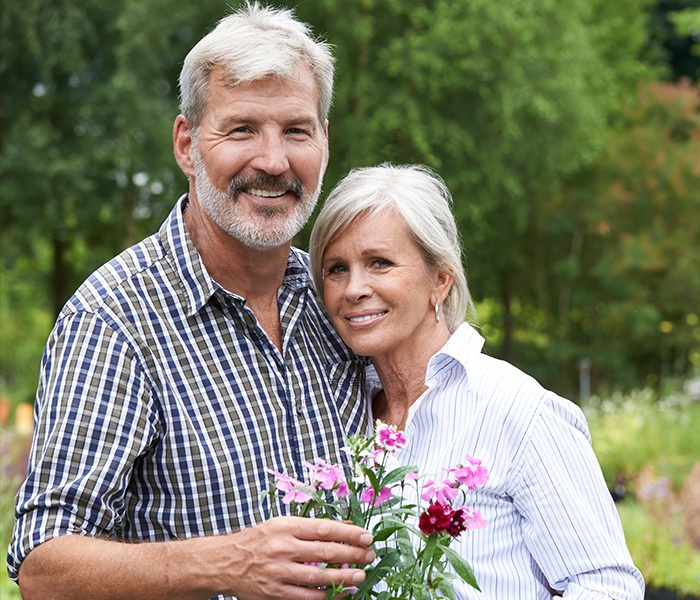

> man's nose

[{"left": 250, "top": 133, "right": 290, "bottom": 176}]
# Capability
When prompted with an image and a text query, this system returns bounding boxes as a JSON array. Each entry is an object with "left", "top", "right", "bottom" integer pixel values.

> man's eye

[{"left": 229, "top": 126, "right": 252, "bottom": 136}]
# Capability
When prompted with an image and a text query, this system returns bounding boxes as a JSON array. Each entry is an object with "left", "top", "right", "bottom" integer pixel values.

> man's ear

[
  {"left": 322, "top": 120, "right": 330, "bottom": 171},
  {"left": 173, "top": 115, "right": 196, "bottom": 177}
]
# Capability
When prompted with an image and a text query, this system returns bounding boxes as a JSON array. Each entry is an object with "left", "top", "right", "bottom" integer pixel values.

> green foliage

[
  {"left": 618, "top": 500, "right": 700, "bottom": 595},
  {"left": 0, "top": 254, "right": 53, "bottom": 405},
  {"left": 585, "top": 387, "right": 700, "bottom": 490},
  {"left": 291, "top": 0, "right": 665, "bottom": 397},
  {"left": 576, "top": 80, "right": 700, "bottom": 391},
  {"left": 0, "top": 0, "right": 230, "bottom": 314},
  {"left": 585, "top": 385, "right": 700, "bottom": 594},
  {"left": 0, "top": 0, "right": 697, "bottom": 406},
  {"left": 0, "top": 426, "right": 30, "bottom": 600}
]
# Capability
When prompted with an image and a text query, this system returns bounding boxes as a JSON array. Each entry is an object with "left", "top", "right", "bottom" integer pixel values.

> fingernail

[
  {"left": 352, "top": 572, "right": 365, "bottom": 584},
  {"left": 360, "top": 533, "right": 372, "bottom": 545},
  {"left": 365, "top": 549, "right": 375, "bottom": 563}
]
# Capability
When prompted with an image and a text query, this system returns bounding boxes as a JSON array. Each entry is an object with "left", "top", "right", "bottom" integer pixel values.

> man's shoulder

[{"left": 62, "top": 233, "right": 168, "bottom": 318}]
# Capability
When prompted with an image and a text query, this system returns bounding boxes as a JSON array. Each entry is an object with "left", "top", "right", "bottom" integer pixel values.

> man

[{"left": 8, "top": 3, "right": 373, "bottom": 599}]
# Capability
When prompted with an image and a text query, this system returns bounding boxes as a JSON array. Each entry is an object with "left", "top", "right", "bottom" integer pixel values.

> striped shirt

[
  {"left": 368, "top": 323, "right": 644, "bottom": 599},
  {"left": 8, "top": 196, "right": 368, "bottom": 593}
]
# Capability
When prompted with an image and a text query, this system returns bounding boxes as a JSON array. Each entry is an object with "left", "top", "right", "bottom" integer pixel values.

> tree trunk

[
  {"left": 499, "top": 272, "right": 516, "bottom": 363},
  {"left": 51, "top": 234, "right": 69, "bottom": 318}
]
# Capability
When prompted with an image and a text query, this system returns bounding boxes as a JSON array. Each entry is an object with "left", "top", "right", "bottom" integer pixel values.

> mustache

[{"left": 228, "top": 173, "right": 304, "bottom": 199}]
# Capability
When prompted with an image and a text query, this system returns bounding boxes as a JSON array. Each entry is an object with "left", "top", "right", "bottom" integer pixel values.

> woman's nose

[{"left": 344, "top": 268, "right": 372, "bottom": 301}]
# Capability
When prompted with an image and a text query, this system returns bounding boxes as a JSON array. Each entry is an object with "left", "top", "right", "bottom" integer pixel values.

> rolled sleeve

[
  {"left": 7, "top": 311, "right": 159, "bottom": 581},
  {"left": 514, "top": 396, "right": 644, "bottom": 599}
]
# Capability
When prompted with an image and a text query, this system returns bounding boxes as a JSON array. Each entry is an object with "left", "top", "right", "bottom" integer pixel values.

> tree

[
  {"left": 577, "top": 79, "right": 700, "bottom": 389},
  {"left": 291, "top": 0, "right": 654, "bottom": 391},
  {"left": 0, "top": 0, "right": 232, "bottom": 401}
]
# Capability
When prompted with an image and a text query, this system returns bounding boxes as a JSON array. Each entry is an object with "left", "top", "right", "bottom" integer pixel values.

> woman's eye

[
  {"left": 325, "top": 264, "right": 348, "bottom": 279},
  {"left": 370, "top": 258, "right": 392, "bottom": 269}
]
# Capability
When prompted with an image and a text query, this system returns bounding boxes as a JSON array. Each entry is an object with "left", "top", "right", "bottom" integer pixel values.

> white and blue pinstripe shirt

[
  {"left": 369, "top": 323, "right": 644, "bottom": 599},
  {"left": 8, "top": 196, "right": 368, "bottom": 588}
]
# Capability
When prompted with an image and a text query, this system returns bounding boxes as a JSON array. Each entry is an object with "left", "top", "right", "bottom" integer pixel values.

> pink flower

[
  {"left": 446, "top": 455, "right": 490, "bottom": 490},
  {"left": 461, "top": 507, "right": 487, "bottom": 530},
  {"left": 421, "top": 479, "right": 459, "bottom": 504},
  {"left": 305, "top": 459, "right": 350, "bottom": 498},
  {"left": 267, "top": 469, "right": 309, "bottom": 493},
  {"left": 375, "top": 421, "right": 407, "bottom": 451},
  {"left": 267, "top": 468, "right": 316, "bottom": 504},
  {"left": 282, "top": 487, "right": 315, "bottom": 504},
  {"left": 360, "top": 486, "right": 392, "bottom": 507}
]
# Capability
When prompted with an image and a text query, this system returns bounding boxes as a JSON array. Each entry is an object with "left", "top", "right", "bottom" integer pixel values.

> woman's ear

[
  {"left": 434, "top": 270, "right": 454, "bottom": 304},
  {"left": 173, "top": 115, "right": 196, "bottom": 177}
]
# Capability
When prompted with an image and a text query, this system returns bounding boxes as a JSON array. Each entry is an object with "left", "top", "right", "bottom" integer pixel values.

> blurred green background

[{"left": 1, "top": 0, "right": 699, "bottom": 597}]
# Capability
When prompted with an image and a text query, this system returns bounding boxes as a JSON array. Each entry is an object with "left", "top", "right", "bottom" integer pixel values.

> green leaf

[
  {"left": 420, "top": 533, "right": 439, "bottom": 577},
  {"left": 351, "top": 549, "right": 402, "bottom": 596},
  {"left": 443, "top": 545, "right": 481, "bottom": 591},
  {"left": 371, "top": 522, "right": 405, "bottom": 543},
  {"left": 378, "top": 465, "right": 420, "bottom": 488}
]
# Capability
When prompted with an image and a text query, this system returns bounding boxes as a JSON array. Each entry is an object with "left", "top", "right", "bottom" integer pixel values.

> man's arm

[{"left": 18, "top": 516, "right": 374, "bottom": 600}]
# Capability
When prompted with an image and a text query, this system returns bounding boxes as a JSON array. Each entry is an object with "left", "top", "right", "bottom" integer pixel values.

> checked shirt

[{"left": 8, "top": 195, "right": 368, "bottom": 588}]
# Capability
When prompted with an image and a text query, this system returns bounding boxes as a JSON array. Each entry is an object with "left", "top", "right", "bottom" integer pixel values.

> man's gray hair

[{"left": 179, "top": 2, "right": 335, "bottom": 131}]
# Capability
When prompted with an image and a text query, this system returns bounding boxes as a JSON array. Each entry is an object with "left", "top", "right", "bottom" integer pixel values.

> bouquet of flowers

[{"left": 265, "top": 421, "right": 489, "bottom": 599}]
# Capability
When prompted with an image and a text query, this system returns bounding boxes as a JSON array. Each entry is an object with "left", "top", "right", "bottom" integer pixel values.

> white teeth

[
  {"left": 246, "top": 188, "right": 286, "bottom": 198},
  {"left": 349, "top": 313, "right": 384, "bottom": 323}
]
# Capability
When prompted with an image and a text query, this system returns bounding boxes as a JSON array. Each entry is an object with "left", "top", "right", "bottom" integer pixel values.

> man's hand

[
  {"left": 18, "top": 517, "right": 374, "bottom": 600},
  {"left": 201, "top": 516, "right": 374, "bottom": 599}
]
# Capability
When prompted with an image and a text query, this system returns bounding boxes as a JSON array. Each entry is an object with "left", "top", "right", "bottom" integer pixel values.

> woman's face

[{"left": 321, "top": 209, "right": 450, "bottom": 361}]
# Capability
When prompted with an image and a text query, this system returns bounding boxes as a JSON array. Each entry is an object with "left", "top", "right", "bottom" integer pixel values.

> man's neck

[{"left": 184, "top": 195, "right": 291, "bottom": 350}]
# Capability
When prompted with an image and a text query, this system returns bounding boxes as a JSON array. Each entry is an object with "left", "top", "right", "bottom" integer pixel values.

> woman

[{"left": 309, "top": 164, "right": 644, "bottom": 599}]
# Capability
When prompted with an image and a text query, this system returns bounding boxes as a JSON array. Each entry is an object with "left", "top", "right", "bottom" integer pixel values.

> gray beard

[{"left": 193, "top": 148, "right": 321, "bottom": 250}]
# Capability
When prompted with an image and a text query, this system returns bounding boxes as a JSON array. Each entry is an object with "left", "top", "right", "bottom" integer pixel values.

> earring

[{"left": 435, "top": 300, "right": 440, "bottom": 323}]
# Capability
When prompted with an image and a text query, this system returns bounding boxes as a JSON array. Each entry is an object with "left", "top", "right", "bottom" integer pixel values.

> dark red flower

[
  {"left": 418, "top": 502, "right": 453, "bottom": 535},
  {"left": 419, "top": 501, "right": 470, "bottom": 538},
  {"left": 446, "top": 507, "right": 467, "bottom": 538}
]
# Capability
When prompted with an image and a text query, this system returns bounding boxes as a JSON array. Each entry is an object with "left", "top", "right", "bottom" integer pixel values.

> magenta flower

[
  {"left": 375, "top": 421, "right": 407, "bottom": 451},
  {"left": 446, "top": 455, "right": 490, "bottom": 490},
  {"left": 360, "top": 486, "right": 392, "bottom": 507},
  {"left": 421, "top": 479, "right": 459, "bottom": 504},
  {"left": 267, "top": 469, "right": 308, "bottom": 493},
  {"left": 305, "top": 459, "right": 350, "bottom": 498},
  {"left": 282, "top": 486, "right": 315, "bottom": 504},
  {"left": 267, "top": 468, "right": 316, "bottom": 504},
  {"left": 461, "top": 506, "right": 487, "bottom": 530}
]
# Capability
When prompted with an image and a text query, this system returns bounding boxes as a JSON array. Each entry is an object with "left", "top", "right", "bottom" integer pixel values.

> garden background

[{"left": 0, "top": 0, "right": 699, "bottom": 597}]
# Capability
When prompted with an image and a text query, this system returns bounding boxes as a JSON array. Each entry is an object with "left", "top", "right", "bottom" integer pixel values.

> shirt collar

[
  {"left": 159, "top": 194, "right": 312, "bottom": 316},
  {"left": 426, "top": 322, "right": 485, "bottom": 385}
]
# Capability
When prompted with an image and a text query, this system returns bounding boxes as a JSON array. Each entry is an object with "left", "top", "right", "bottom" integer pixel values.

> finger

[
  {"left": 283, "top": 562, "right": 367, "bottom": 590},
  {"left": 298, "top": 540, "right": 375, "bottom": 567},
  {"left": 287, "top": 517, "right": 373, "bottom": 546}
]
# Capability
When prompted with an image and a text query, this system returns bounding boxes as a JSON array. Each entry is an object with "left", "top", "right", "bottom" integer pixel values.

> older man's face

[{"left": 192, "top": 66, "right": 328, "bottom": 250}]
